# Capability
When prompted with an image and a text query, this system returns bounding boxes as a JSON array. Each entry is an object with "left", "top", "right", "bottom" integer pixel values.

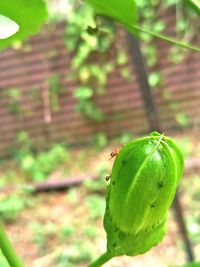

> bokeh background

[{"left": 0, "top": 0, "right": 200, "bottom": 266}]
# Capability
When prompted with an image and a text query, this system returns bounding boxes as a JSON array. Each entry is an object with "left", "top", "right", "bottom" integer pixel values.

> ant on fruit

[
  {"left": 109, "top": 148, "right": 119, "bottom": 160},
  {"left": 105, "top": 174, "right": 111, "bottom": 181}
]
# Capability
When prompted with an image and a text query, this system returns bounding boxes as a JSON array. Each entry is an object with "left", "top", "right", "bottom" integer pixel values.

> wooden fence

[{"left": 0, "top": 17, "right": 200, "bottom": 157}]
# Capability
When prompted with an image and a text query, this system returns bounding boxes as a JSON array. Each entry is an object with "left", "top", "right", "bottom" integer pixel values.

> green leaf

[
  {"left": 117, "top": 50, "right": 128, "bottom": 65},
  {"left": 84, "top": 1, "right": 200, "bottom": 52},
  {"left": 187, "top": 0, "right": 200, "bottom": 16},
  {"left": 176, "top": 113, "right": 190, "bottom": 127},
  {"left": 0, "top": 0, "right": 48, "bottom": 50},
  {"left": 84, "top": 0, "right": 137, "bottom": 29},
  {"left": 148, "top": 71, "right": 161, "bottom": 87},
  {"left": 74, "top": 86, "right": 93, "bottom": 100}
]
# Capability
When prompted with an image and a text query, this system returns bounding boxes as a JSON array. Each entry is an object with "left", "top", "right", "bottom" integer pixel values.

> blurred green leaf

[
  {"left": 117, "top": 50, "right": 128, "bottom": 65},
  {"left": 56, "top": 240, "right": 93, "bottom": 265},
  {"left": 173, "top": 137, "right": 193, "bottom": 159},
  {"left": 84, "top": 225, "right": 98, "bottom": 239},
  {"left": 0, "top": 195, "right": 27, "bottom": 222},
  {"left": 74, "top": 87, "right": 93, "bottom": 100},
  {"left": 84, "top": 0, "right": 200, "bottom": 52},
  {"left": 187, "top": 0, "right": 200, "bottom": 16},
  {"left": 76, "top": 100, "right": 104, "bottom": 121},
  {"left": 93, "top": 133, "right": 108, "bottom": 149},
  {"left": 152, "top": 21, "right": 166, "bottom": 32},
  {"left": 61, "top": 223, "right": 75, "bottom": 238},
  {"left": 85, "top": 194, "right": 105, "bottom": 220},
  {"left": 120, "top": 68, "right": 132, "bottom": 80},
  {"left": 17, "top": 143, "right": 70, "bottom": 181},
  {"left": 148, "top": 71, "right": 161, "bottom": 87},
  {"left": 67, "top": 189, "right": 78, "bottom": 205},
  {"left": 84, "top": 178, "right": 106, "bottom": 193},
  {"left": 6, "top": 88, "right": 21, "bottom": 99},
  {"left": 176, "top": 113, "right": 190, "bottom": 127},
  {"left": 84, "top": 0, "right": 137, "bottom": 29},
  {"left": 0, "top": 0, "right": 48, "bottom": 50}
]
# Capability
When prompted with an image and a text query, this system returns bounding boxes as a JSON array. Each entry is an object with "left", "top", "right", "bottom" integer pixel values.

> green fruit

[{"left": 104, "top": 132, "right": 184, "bottom": 257}]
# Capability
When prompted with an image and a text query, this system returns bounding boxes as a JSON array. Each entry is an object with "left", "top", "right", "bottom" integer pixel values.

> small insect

[
  {"left": 105, "top": 174, "right": 111, "bottom": 181},
  {"left": 109, "top": 148, "right": 119, "bottom": 160},
  {"left": 86, "top": 25, "right": 99, "bottom": 35}
]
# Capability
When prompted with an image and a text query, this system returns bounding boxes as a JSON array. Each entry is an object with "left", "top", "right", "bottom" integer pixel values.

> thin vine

[{"left": 64, "top": 0, "right": 130, "bottom": 121}]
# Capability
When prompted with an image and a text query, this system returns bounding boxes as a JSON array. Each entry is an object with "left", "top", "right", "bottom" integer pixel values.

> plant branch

[{"left": 0, "top": 224, "right": 24, "bottom": 267}]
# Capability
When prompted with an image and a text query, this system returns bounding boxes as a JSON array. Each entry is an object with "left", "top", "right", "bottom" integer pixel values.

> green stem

[
  {"left": 0, "top": 224, "right": 24, "bottom": 267},
  {"left": 88, "top": 251, "right": 112, "bottom": 267},
  {"left": 127, "top": 24, "right": 200, "bottom": 53}
]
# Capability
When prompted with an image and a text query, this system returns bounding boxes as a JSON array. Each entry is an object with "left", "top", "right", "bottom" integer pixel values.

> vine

[
  {"left": 137, "top": 0, "right": 200, "bottom": 128},
  {"left": 64, "top": 0, "right": 199, "bottom": 125},
  {"left": 138, "top": 0, "right": 199, "bottom": 66},
  {"left": 64, "top": 0, "right": 130, "bottom": 121}
]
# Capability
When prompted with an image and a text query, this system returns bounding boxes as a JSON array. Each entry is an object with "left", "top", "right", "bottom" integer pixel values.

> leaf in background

[
  {"left": 74, "top": 86, "right": 93, "bottom": 100},
  {"left": 84, "top": 0, "right": 137, "bottom": 31},
  {"left": 148, "top": 71, "right": 161, "bottom": 87},
  {"left": 186, "top": 0, "right": 200, "bottom": 16},
  {"left": 0, "top": 0, "right": 48, "bottom": 50},
  {"left": 84, "top": 1, "right": 200, "bottom": 52}
]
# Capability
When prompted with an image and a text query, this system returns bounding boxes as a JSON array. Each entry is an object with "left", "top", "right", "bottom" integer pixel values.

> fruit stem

[{"left": 88, "top": 251, "right": 112, "bottom": 267}]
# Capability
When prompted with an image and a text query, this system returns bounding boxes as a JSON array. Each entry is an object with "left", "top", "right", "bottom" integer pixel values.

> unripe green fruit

[{"left": 104, "top": 132, "right": 184, "bottom": 257}]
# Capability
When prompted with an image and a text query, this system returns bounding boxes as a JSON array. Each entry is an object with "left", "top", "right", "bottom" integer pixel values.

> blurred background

[{"left": 0, "top": 0, "right": 200, "bottom": 266}]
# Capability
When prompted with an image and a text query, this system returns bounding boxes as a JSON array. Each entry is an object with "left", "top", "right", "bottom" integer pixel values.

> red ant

[
  {"left": 109, "top": 148, "right": 119, "bottom": 160},
  {"left": 105, "top": 174, "right": 111, "bottom": 181}
]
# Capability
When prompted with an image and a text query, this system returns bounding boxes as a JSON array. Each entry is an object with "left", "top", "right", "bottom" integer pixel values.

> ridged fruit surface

[{"left": 104, "top": 132, "right": 184, "bottom": 256}]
